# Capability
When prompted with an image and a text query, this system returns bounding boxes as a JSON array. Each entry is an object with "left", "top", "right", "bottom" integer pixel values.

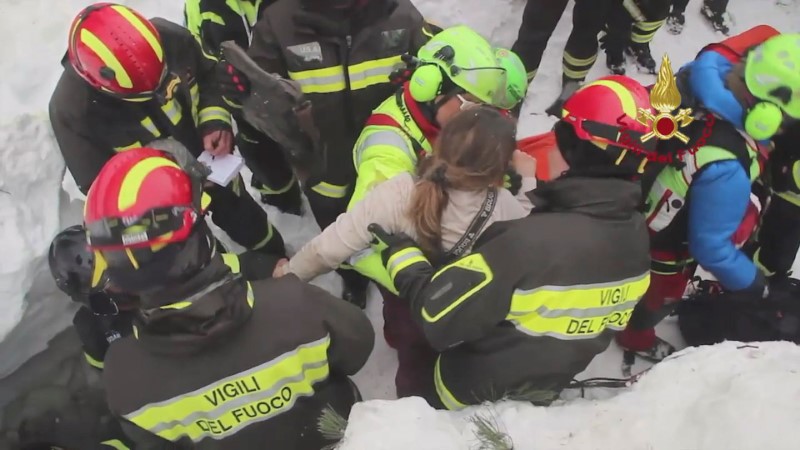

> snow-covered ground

[{"left": 2, "top": 0, "right": 800, "bottom": 447}]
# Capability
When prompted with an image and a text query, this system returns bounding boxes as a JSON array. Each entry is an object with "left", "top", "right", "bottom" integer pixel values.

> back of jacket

[
  {"left": 247, "top": 0, "right": 433, "bottom": 193},
  {"left": 103, "top": 265, "right": 374, "bottom": 449},
  {"left": 396, "top": 177, "right": 652, "bottom": 408},
  {"left": 49, "top": 18, "right": 230, "bottom": 194}
]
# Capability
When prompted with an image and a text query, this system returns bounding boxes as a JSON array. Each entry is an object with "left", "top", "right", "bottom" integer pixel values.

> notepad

[{"left": 197, "top": 151, "right": 245, "bottom": 187}]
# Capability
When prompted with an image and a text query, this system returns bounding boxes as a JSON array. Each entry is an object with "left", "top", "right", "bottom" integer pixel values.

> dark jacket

[
  {"left": 393, "top": 177, "right": 652, "bottom": 408},
  {"left": 103, "top": 256, "right": 374, "bottom": 449},
  {"left": 184, "top": 0, "right": 274, "bottom": 54},
  {"left": 245, "top": 0, "right": 435, "bottom": 191},
  {"left": 49, "top": 18, "right": 231, "bottom": 195}
]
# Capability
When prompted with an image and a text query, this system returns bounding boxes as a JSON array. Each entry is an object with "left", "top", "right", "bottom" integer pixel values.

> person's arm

[
  {"left": 514, "top": 176, "right": 537, "bottom": 214},
  {"left": 370, "top": 226, "right": 514, "bottom": 352},
  {"left": 185, "top": 0, "right": 252, "bottom": 53},
  {"left": 288, "top": 176, "right": 409, "bottom": 280},
  {"left": 688, "top": 159, "right": 761, "bottom": 291},
  {"left": 298, "top": 279, "right": 375, "bottom": 375}
]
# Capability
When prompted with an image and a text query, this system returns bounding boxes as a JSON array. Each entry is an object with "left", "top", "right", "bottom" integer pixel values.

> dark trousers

[
  {"left": 204, "top": 178, "right": 285, "bottom": 256},
  {"left": 511, "top": 0, "right": 570, "bottom": 80},
  {"left": 605, "top": 0, "right": 671, "bottom": 52},
  {"left": 562, "top": 0, "right": 619, "bottom": 83},
  {"left": 672, "top": 0, "right": 728, "bottom": 14},
  {"left": 379, "top": 287, "right": 440, "bottom": 407},
  {"left": 236, "top": 121, "right": 302, "bottom": 211}
]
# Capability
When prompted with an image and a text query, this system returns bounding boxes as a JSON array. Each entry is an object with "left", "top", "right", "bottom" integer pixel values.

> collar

[
  {"left": 531, "top": 176, "right": 642, "bottom": 219},
  {"left": 401, "top": 83, "right": 440, "bottom": 143}
]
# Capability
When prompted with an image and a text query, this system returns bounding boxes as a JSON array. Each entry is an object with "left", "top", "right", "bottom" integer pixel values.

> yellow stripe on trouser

[
  {"left": 563, "top": 52, "right": 597, "bottom": 67},
  {"left": 632, "top": 20, "right": 666, "bottom": 43},
  {"left": 288, "top": 56, "right": 402, "bottom": 94},
  {"left": 124, "top": 336, "right": 331, "bottom": 442},
  {"left": 101, "top": 439, "right": 130, "bottom": 450},
  {"left": 310, "top": 181, "right": 348, "bottom": 199},
  {"left": 434, "top": 356, "right": 468, "bottom": 411},
  {"left": 251, "top": 222, "right": 275, "bottom": 250},
  {"left": 199, "top": 106, "right": 232, "bottom": 126},
  {"left": 85, "top": 352, "right": 104, "bottom": 369},
  {"left": 507, "top": 272, "right": 650, "bottom": 340},
  {"left": 256, "top": 174, "right": 297, "bottom": 195}
]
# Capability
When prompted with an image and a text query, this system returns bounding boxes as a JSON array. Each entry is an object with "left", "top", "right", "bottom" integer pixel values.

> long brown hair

[{"left": 408, "top": 106, "right": 517, "bottom": 257}]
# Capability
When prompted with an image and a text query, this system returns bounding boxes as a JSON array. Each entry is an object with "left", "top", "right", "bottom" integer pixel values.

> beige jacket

[{"left": 287, "top": 173, "right": 537, "bottom": 281}]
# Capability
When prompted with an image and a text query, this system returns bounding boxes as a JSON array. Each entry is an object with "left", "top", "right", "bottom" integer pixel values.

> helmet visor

[{"left": 86, "top": 206, "right": 198, "bottom": 251}]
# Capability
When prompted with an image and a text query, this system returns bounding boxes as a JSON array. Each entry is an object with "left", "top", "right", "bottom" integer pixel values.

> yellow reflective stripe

[
  {"left": 563, "top": 52, "right": 597, "bottom": 67},
  {"left": 125, "top": 336, "right": 331, "bottom": 442},
  {"left": 160, "top": 281, "right": 253, "bottom": 310},
  {"left": 119, "top": 157, "right": 180, "bottom": 210},
  {"left": 223, "top": 96, "right": 243, "bottom": 109},
  {"left": 776, "top": 191, "right": 800, "bottom": 207},
  {"left": 140, "top": 117, "right": 161, "bottom": 138},
  {"left": 115, "top": 141, "right": 143, "bottom": 152},
  {"left": 355, "top": 129, "right": 415, "bottom": 167},
  {"left": 251, "top": 222, "right": 275, "bottom": 250},
  {"left": 222, "top": 253, "right": 241, "bottom": 274},
  {"left": 753, "top": 248, "right": 776, "bottom": 277},
  {"left": 92, "top": 250, "right": 108, "bottom": 288},
  {"left": 85, "top": 352, "right": 105, "bottom": 369},
  {"left": 288, "top": 56, "right": 401, "bottom": 94},
  {"left": 112, "top": 5, "right": 163, "bottom": 62},
  {"left": 386, "top": 247, "right": 428, "bottom": 281},
  {"left": 198, "top": 106, "right": 232, "bottom": 125},
  {"left": 310, "top": 181, "right": 348, "bottom": 199},
  {"left": 507, "top": 272, "right": 650, "bottom": 340},
  {"left": 190, "top": 84, "right": 200, "bottom": 124},
  {"left": 423, "top": 254, "right": 493, "bottom": 323},
  {"left": 527, "top": 69, "right": 537, "bottom": 82},
  {"left": 80, "top": 29, "right": 133, "bottom": 89},
  {"left": 255, "top": 175, "right": 297, "bottom": 195},
  {"left": 201, "top": 11, "right": 225, "bottom": 25},
  {"left": 563, "top": 66, "right": 591, "bottom": 80},
  {"left": 246, "top": 281, "right": 254, "bottom": 308},
  {"left": 635, "top": 19, "right": 666, "bottom": 31},
  {"left": 161, "top": 99, "right": 183, "bottom": 125},
  {"left": 161, "top": 301, "right": 193, "bottom": 310},
  {"left": 581, "top": 79, "right": 638, "bottom": 119},
  {"left": 434, "top": 357, "right": 467, "bottom": 411},
  {"left": 101, "top": 439, "right": 130, "bottom": 450}
]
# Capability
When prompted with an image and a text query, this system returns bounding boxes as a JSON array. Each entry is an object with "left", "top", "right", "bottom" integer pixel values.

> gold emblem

[
  {"left": 164, "top": 76, "right": 181, "bottom": 100},
  {"left": 637, "top": 54, "right": 694, "bottom": 143}
]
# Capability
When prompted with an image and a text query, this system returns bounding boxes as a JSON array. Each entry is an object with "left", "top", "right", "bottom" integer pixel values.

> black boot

[
  {"left": 701, "top": 1, "right": 731, "bottom": 35},
  {"left": 626, "top": 42, "right": 657, "bottom": 75},
  {"left": 338, "top": 269, "right": 369, "bottom": 310},
  {"left": 606, "top": 48, "right": 626, "bottom": 75},
  {"left": 666, "top": 10, "right": 685, "bottom": 35},
  {"left": 254, "top": 179, "right": 304, "bottom": 216},
  {"left": 545, "top": 78, "right": 582, "bottom": 117}
]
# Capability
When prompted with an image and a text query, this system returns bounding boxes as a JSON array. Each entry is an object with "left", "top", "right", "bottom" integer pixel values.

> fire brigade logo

[{"left": 637, "top": 54, "right": 695, "bottom": 144}]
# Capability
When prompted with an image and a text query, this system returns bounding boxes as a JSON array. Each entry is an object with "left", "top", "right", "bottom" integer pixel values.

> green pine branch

[{"left": 318, "top": 404, "right": 348, "bottom": 450}]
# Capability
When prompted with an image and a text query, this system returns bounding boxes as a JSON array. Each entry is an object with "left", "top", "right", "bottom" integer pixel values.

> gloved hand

[
  {"left": 727, "top": 269, "right": 769, "bottom": 301},
  {"left": 217, "top": 60, "right": 251, "bottom": 109},
  {"left": 368, "top": 223, "right": 421, "bottom": 267}
]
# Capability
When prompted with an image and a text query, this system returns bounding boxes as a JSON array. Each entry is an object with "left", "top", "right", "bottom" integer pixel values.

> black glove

[
  {"left": 217, "top": 61, "right": 251, "bottom": 109},
  {"left": 368, "top": 223, "right": 421, "bottom": 267},
  {"left": 726, "top": 269, "right": 769, "bottom": 302}
]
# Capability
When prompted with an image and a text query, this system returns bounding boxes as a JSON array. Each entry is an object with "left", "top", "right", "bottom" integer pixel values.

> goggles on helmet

[{"left": 86, "top": 206, "right": 200, "bottom": 251}]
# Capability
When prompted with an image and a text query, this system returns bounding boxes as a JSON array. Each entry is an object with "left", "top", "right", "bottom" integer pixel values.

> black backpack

[{"left": 676, "top": 279, "right": 800, "bottom": 346}]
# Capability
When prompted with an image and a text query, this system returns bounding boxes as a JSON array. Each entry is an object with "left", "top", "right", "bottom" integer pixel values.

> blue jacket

[
  {"left": 684, "top": 51, "right": 746, "bottom": 130},
  {"left": 688, "top": 160, "right": 758, "bottom": 290}
]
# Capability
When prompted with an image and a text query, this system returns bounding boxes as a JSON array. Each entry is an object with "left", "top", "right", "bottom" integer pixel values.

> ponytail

[{"left": 408, "top": 157, "right": 449, "bottom": 258}]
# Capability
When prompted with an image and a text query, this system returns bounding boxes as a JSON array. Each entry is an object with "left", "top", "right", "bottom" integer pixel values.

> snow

[
  {"left": 341, "top": 342, "right": 800, "bottom": 450},
  {"left": 1, "top": 0, "right": 799, "bottom": 445}
]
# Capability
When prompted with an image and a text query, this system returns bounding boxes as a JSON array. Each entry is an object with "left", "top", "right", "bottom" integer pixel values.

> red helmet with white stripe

[{"left": 67, "top": 3, "right": 166, "bottom": 99}]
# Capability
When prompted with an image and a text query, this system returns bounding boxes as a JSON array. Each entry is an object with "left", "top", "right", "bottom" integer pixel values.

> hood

[{"left": 133, "top": 256, "right": 253, "bottom": 356}]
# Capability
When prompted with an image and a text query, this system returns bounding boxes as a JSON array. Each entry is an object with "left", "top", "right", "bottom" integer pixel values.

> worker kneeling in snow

[
  {"left": 367, "top": 75, "right": 653, "bottom": 409},
  {"left": 84, "top": 147, "right": 374, "bottom": 449}
]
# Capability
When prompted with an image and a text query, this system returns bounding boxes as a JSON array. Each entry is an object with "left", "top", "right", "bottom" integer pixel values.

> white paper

[{"left": 197, "top": 151, "right": 245, "bottom": 187}]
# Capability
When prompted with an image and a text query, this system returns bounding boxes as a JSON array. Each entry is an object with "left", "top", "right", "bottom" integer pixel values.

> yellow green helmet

[
  {"left": 745, "top": 33, "right": 800, "bottom": 119},
  {"left": 409, "top": 25, "right": 507, "bottom": 107},
  {"left": 494, "top": 47, "right": 528, "bottom": 109}
]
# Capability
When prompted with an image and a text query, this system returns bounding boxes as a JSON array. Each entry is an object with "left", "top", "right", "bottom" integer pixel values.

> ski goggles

[{"left": 86, "top": 205, "right": 200, "bottom": 252}]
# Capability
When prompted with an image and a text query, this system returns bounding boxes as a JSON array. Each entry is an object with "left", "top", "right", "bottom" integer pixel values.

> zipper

[{"left": 341, "top": 35, "right": 357, "bottom": 136}]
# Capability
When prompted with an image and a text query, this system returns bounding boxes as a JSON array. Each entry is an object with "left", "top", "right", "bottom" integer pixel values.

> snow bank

[{"left": 341, "top": 342, "right": 800, "bottom": 450}]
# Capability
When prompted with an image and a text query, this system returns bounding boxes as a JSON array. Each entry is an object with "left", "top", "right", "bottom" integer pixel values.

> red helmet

[
  {"left": 84, "top": 147, "right": 203, "bottom": 252},
  {"left": 561, "top": 75, "right": 653, "bottom": 151},
  {"left": 67, "top": 3, "right": 166, "bottom": 99}
]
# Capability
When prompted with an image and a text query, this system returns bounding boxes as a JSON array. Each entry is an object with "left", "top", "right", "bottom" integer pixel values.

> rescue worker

[
  {"left": 344, "top": 25, "right": 525, "bottom": 401},
  {"left": 366, "top": 75, "right": 654, "bottom": 409},
  {"left": 216, "top": 0, "right": 443, "bottom": 307},
  {"left": 617, "top": 29, "right": 800, "bottom": 362},
  {"left": 510, "top": 0, "right": 570, "bottom": 83},
  {"left": 85, "top": 147, "right": 374, "bottom": 449},
  {"left": 183, "top": 0, "right": 304, "bottom": 214},
  {"left": 49, "top": 3, "right": 286, "bottom": 259},
  {"left": 602, "top": 0, "right": 672, "bottom": 75}
]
